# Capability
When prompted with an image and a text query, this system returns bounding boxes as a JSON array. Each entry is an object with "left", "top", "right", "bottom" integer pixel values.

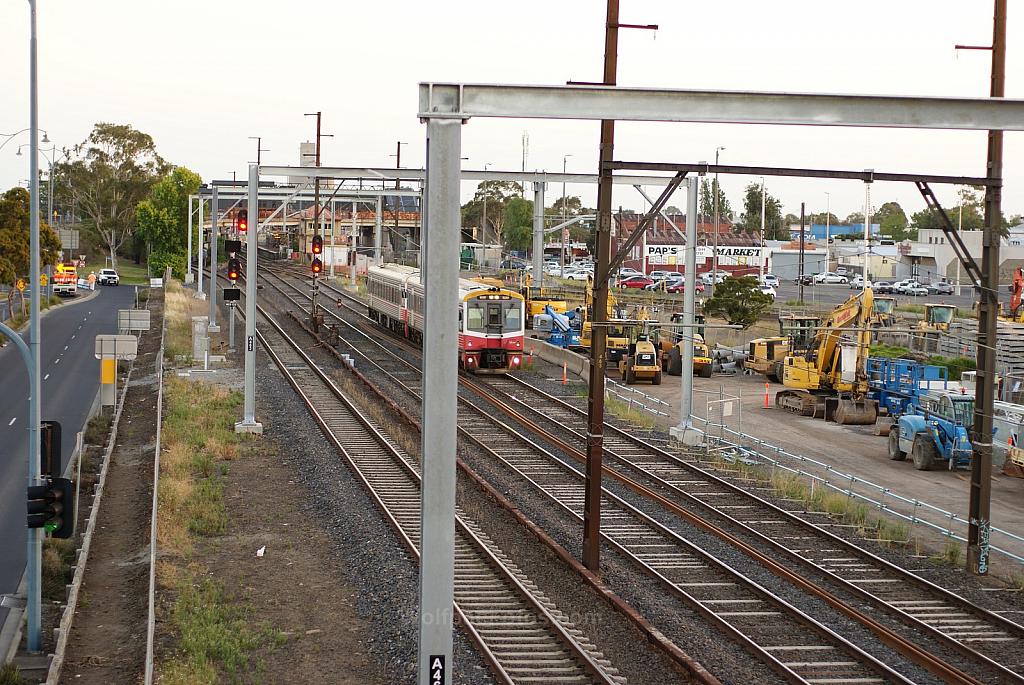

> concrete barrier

[{"left": 524, "top": 337, "right": 590, "bottom": 383}]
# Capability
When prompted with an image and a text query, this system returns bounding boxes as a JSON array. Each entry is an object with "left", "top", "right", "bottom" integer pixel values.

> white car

[
  {"left": 759, "top": 284, "right": 777, "bottom": 300},
  {"left": 563, "top": 268, "right": 591, "bottom": 281},
  {"left": 893, "top": 279, "right": 925, "bottom": 294},
  {"left": 762, "top": 274, "right": 780, "bottom": 288},
  {"left": 849, "top": 276, "right": 872, "bottom": 289},
  {"left": 544, "top": 263, "right": 565, "bottom": 276},
  {"left": 905, "top": 283, "right": 929, "bottom": 296},
  {"left": 97, "top": 268, "right": 120, "bottom": 286},
  {"left": 814, "top": 272, "right": 848, "bottom": 284},
  {"left": 700, "top": 271, "right": 728, "bottom": 285},
  {"left": 616, "top": 267, "right": 643, "bottom": 279}
]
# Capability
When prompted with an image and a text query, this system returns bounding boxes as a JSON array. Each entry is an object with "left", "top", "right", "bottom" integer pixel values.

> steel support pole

[
  {"left": 235, "top": 165, "right": 262, "bottom": 434},
  {"left": 863, "top": 177, "right": 872, "bottom": 285},
  {"left": 417, "top": 116, "right": 461, "bottom": 685},
  {"left": 329, "top": 198, "right": 336, "bottom": 279},
  {"left": 228, "top": 304, "right": 235, "bottom": 350},
  {"left": 351, "top": 200, "right": 357, "bottom": 287},
  {"left": 208, "top": 186, "right": 220, "bottom": 331},
  {"left": 672, "top": 176, "right": 700, "bottom": 439},
  {"left": 26, "top": 0, "right": 42, "bottom": 651},
  {"left": 759, "top": 178, "right": 766, "bottom": 280},
  {"left": 374, "top": 196, "right": 383, "bottom": 266},
  {"left": 968, "top": 0, "right": 1006, "bottom": 576},
  {"left": 583, "top": 0, "right": 618, "bottom": 574},
  {"left": 186, "top": 196, "right": 193, "bottom": 283},
  {"left": 799, "top": 206, "right": 806, "bottom": 305},
  {"left": 532, "top": 182, "right": 546, "bottom": 288},
  {"left": 196, "top": 197, "right": 205, "bottom": 299}
]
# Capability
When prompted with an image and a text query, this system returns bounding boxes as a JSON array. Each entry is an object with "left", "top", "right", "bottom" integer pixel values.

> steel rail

[
  {"left": 235, "top": 292, "right": 623, "bottom": 685},
  {"left": 481, "top": 373, "right": 1024, "bottom": 684},
  {"left": 266, "top": 270, "right": 917, "bottom": 685}
]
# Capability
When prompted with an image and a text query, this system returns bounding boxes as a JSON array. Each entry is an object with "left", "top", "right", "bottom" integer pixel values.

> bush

[
  {"left": 149, "top": 250, "right": 187, "bottom": 281},
  {"left": 703, "top": 276, "right": 774, "bottom": 328}
]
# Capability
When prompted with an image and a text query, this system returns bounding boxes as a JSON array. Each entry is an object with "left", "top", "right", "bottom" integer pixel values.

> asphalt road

[{"left": 0, "top": 285, "right": 135, "bottom": 623}]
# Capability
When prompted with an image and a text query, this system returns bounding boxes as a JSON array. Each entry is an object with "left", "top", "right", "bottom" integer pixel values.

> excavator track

[{"left": 775, "top": 390, "right": 823, "bottom": 418}]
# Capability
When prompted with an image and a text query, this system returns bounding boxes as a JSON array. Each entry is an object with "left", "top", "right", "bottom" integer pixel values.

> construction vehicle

[
  {"left": 776, "top": 289, "right": 878, "bottom": 425},
  {"left": 918, "top": 303, "right": 956, "bottom": 331},
  {"left": 534, "top": 304, "right": 582, "bottom": 349},
  {"left": 871, "top": 296, "right": 897, "bottom": 327},
  {"left": 520, "top": 274, "right": 570, "bottom": 327},
  {"left": 744, "top": 314, "right": 820, "bottom": 382},
  {"left": 660, "top": 330, "right": 713, "bottom": 378},
  {"left": 866, "top": 357, "right": 958, "bottom": 423},
  {"left": 619, "top": 328, "right": 662, "bottom": 385},
  {"left": 52, "top": 262, "right": 78, "bottom": 297},
  {"left": 579, "top": 282, "right": 631, "bottom": 361},
  {"left": 887, "top": 389, "right": 973, "bottom": 470}
]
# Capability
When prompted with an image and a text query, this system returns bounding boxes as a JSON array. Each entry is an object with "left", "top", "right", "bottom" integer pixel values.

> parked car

[
  {"left": 796, "top": 274, "right": 815, "bottom": 286},
  {"left": 873, "top": 281, "right": 894, "bottom": 294},
  {"left": 700, "top": 271, "right": 728, "bottom": 285},
  {"left": 813, "top": 272, "right": 849, "bottom": 284},
  {"left": 563, "top": 268, "right": 591, "bottom": 281},
  {"left": 665, "top": 280, "right": 705, "bottom": 294},
  {"left": 618, "top": 275, "right": 654, "bottom": 289},
  {"left": 97, "top": 268, "right": 120, "bottom": 286},
  {"left": 649, "top": 270, "right": 671, "bottom": 280},
  {"left": 906, "top": 285, "right": 929, "bottom": 296},
  {"left": 759, "top": 284, "right": 777, "bottom": 300},
  {"left": 928, "top": 281, "right": 955, "bottom": 295},
  {"left": 762, "top": 274, "right": 780, "bottom": 288},
  {"left": 616, "top": 267, "right": 643, "bottom": 279},
  {"left": 893, "top": 279, "right": 927, "bottom": 294},
  {"left": 500, "top": 259, "right": 528, "bottom": 270},
  {"left": 835, "top": 266, "right": 848, "bottom": 276},
  {"left": 849, "top": 276, "right": 871, "bottom": 289}
]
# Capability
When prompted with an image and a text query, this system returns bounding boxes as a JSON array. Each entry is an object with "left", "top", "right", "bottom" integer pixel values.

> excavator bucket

[{"left": 830, "top": 398, "right": 878, "bottom": 425}]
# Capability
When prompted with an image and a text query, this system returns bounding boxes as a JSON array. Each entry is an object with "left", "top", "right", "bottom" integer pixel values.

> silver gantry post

[
  {"left": 374, "top": 195, "right": 383, "bottom": 266},
  {"left": 532, "top": 181, "right": 546, "bottom": 288},
  {"left": 208, "top": 186, "right": 220, "bottom": 332},
  {"left": 186, "top": 195, "right": 193, "bottom": 283},
  {"left": 196, "top": 195, "right": 205, "bottom": 298},
  {"left": 670, "top": 175, "right": 702, "bottom": 445},
  {"left": 235, "top": 165, "right": 262, "bottom": 434},
  {"left": 26, "top": 0, "right": 42, "bottom": 651},
  {"left": 351, "top": 200, "right": 358, "bottom": 287},
  {"left": 417, "top": 116, "right": 461, "bottom": 685}
]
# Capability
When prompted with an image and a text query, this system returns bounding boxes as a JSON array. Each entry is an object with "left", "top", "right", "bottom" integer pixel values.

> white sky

[{"left": 1, "top": 1, "right": 1021, "bottom": 222}]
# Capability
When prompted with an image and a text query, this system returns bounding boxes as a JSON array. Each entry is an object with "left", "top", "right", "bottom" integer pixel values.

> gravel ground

[{"left": 257, "top": 361, "right": 494, "bottom": 685}]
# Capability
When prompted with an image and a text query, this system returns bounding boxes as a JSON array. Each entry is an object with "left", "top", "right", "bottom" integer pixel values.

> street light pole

[
  {"left": 759, "top": 177, "right": 766, "bottom": 280},
  {"left": 825, "top": 191, "right": 831, "bottom": 270},
  {"left": 562, "top": 154, "right": 572, "bottom": 267},
  {"left": 248, "top": 136, "right": 269, "bottom": 167},
  {"left": 26, "top": 0, "right": 43, "bottom": 652},
  {"left": 712, "top": 146, "right": 725, "bottom": 294}
]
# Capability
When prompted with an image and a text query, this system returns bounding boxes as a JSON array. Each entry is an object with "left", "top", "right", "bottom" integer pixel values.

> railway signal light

[
  {"left": 311, "top": 234, "right": 323, "bottom": 255},
  {"left": 237, "top": 209, "right": 248, "bottom": 233},
  {"left": 311, "top": 257, "right": 323, "bottom": 275},
  {"left": 227, "top": 258, "right": 241, "bottom": 283},
  {"left": 27, "top": 477, "right": 75, "bottom": 539}
]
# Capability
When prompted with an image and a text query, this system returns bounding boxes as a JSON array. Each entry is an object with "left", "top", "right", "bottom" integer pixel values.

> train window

[
  {"left": 466, "top": 302, "right": 485, "bottom": 333},
  {"left": 487, "top": 305, "right": 502, "bottom": 328},
  {"left": 502, "top": 301, "right": 521, "bottom": 330}
]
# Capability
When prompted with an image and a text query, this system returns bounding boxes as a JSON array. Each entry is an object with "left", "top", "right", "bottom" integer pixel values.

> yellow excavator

[
  {"left": 520, "top": 274, "right": 570, "bottom": 326},
  {"left": 744, "top": 314, "right": 820, "bottom": 382},
  {"left": 579, "top": 282, "right": 631, "bottom": 361},
  {"left": 776, "top": 289, "right": 878, "bottom": 425},
  {"left": 871, "top": 296, "right": 897, "bottom": 327}
]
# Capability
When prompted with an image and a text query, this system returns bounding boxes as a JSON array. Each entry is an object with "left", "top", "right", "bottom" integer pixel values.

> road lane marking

[
  {"left": 54, "top": 358, "right": 60, "bottom": 365},
  {"left": 8, "top": 418, "right": 15, "bottom": 426},
  {"left": 71, "top": 334, "right": 75, "bottom": 339},
  {"left": 43, "top": 373, "right": 49, "bottom": 380},
  {"left": 63, "top": 345, "right": 68, "bottom": 351}
]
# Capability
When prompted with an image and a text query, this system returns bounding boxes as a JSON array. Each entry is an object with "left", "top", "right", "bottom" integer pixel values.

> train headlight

[{"left": 512, "top": 356, "right": 520, "bottom": 366}]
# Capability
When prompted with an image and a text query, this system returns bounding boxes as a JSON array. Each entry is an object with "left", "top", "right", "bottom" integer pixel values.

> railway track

[
  {"left": 245, "top": 293, "right": 626, "bottom": 685},
  {"left": 256, "top": 269, "right": 919, "bottom": 685}
]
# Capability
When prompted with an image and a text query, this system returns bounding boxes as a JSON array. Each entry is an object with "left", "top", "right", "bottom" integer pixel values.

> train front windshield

[{"left": 466, "top": 297, "right": 521, "bottom": 334}]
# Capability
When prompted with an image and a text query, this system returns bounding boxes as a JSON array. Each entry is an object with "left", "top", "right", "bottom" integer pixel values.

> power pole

[
  {"left": 583, "top": 0, "right": 657, "bottom": 572},
  {"left": 799, "top": 203, "right": 806, "bottom": 305},
  {"left": 967, "top": 0, "right": 1006, "bottom": 576},
  {"left": 304, "top": 112, "right": 328, "bottom": 322}
]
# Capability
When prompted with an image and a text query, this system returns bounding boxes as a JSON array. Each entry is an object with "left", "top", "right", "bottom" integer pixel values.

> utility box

[{"left": 192, "top": 316, "right": 209, "bottom": 360}]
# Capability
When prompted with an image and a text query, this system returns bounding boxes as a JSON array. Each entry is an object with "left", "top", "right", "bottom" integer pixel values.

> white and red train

[{"left": 367, "top": 263, "right": 525, "bottom": 373}]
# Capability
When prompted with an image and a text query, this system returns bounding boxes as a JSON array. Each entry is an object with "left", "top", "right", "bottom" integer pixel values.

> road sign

[
  {"left": 118, "top": 309, "right": 151, "bottom": 332},
  {"left": 16, "top": 279, "right": 26, "bottom": 292},
  {"left": 39, "top": 273, "right": 48, "bottom": 287},
  {"left": 94, "top": 334, "right": 138, "bottom": 361}
]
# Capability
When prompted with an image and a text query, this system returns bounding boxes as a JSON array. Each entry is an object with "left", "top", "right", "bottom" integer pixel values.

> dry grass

[
  {"left": 41, "top": 538, "right": 76, "bottom": 601},
  {"left": 165, "top": 279, "right": 203, "bottom": 363}
]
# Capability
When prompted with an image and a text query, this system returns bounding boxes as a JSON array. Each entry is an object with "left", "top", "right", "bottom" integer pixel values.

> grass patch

[
  {"left": 932, "top": 540, "right": 964, "bottom": 567},
  {"left": 165, "top": 280, "right": 201, "bottom": 363},
  {"left": 160, "top": 574, "right": 282, "bottom": 684},
  {"left": 83, "top": 412, "right": 113, "bottom": 446},
  {"left": 42, "top": 538, "right": 76, "bottom": 601},
  {"left": 158, "top": 377, "right": 242, "bottom": 556},
  {"left": 604, "top": 395, "right": 657, "bottom": 430},
  {"left": 0, "top": 664, "right": 26, "bottom": 685},
  {"left": 106, "top": 261, "right": 151, "bottom": 285}
]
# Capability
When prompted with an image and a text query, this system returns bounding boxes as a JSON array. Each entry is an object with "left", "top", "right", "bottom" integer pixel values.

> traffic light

[
  {"left": 27, "top": 477, "right": 74, "bottom": 539},
  {"left": 237, "top": 209, "right": 248, "bottom": 233},
  {"left": 311, "top": 234, "right": 323, "bottom": 255},
  {"left": 311, "top": 257, "right": 323, "bottom": 275},
  {"left": 227, "top": 258, "right": 241, "bottom": 283}
]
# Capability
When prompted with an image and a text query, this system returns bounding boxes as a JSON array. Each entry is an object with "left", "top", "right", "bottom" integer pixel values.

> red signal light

[
  {"left": 311, "top": 234, "right": 323, "bottom": 255},
  {"left": 227, "top": 258, "right": 241, "bottom": 282},
  {"left": 311, "top": 257, "right": 323, "bottom": 275},
  {"left": 237, "top": 209, "right": 248, "bottom": 233}
]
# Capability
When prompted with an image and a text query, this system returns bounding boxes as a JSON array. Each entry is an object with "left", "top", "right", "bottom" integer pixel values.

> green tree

[
  {"left": 136, "top": 166, "right": 202, "bottom": 278},
  {"left": 0, "top": 187, "right": 61, "bottom": 318},
  {"left": 807, "top": 212, "right": 839, "bottom": 226},
  {"left": 55, "top": 123, "right": 167, "bottom": 268},
  {"left": 550, "top": 195, "right": 582, "bottom": 217},
  {"left": 738, "top": 183, "right": 785, "bottom": 240},
  {"left": 501, "top": 196, "right": 534, "bottom": 252},
  {"left": 702, "top": 276, "right": 774, "bottom": 328},
  {"left": 460, "top": 180, "right": 523, "bottom": 245},
  {"left": 699, "top": 179, "right": 732, "bottom": 220}
]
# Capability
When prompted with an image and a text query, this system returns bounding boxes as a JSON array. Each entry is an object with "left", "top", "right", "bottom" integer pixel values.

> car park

[
  {"left": 500, "top": 259, "right": 528, "bottom": 270},
  {"left": 873, "top": 281, "right": 894, "bottom": 294},
  {"left": 905, "top": 283, "right": 929, "bottom": 296},
  {"left": 813, "top": 272, "right": 848, "bottom": 284},
  {"left": 618, "top": 275, "right": 654, "bottom": 289},
  {"left": 616, "top": 267, "right": 643, "bottom": 279},
  {"left": 664, "top": 280, "right": 704, "bottom": 294},
  {"left": 700, "top": 271, "right": 728, "bottom": 285},
  {"left": 893, "top": 279, "right": 927, "bottom": 294},
  {"left": 97, "top": 268, "right": 120, "bottom": 286},
  {"left": 928, "top": 281, "right": 954, "bottom": 295},
  {"left": 759, "top": 284, "right": 777, "bottom": 300},
  {"left": 563, "top": 268, "right": 591, "bottom": 281},
  {"left": 795, "top": 274, "right": 815, "bottom": 286}
]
